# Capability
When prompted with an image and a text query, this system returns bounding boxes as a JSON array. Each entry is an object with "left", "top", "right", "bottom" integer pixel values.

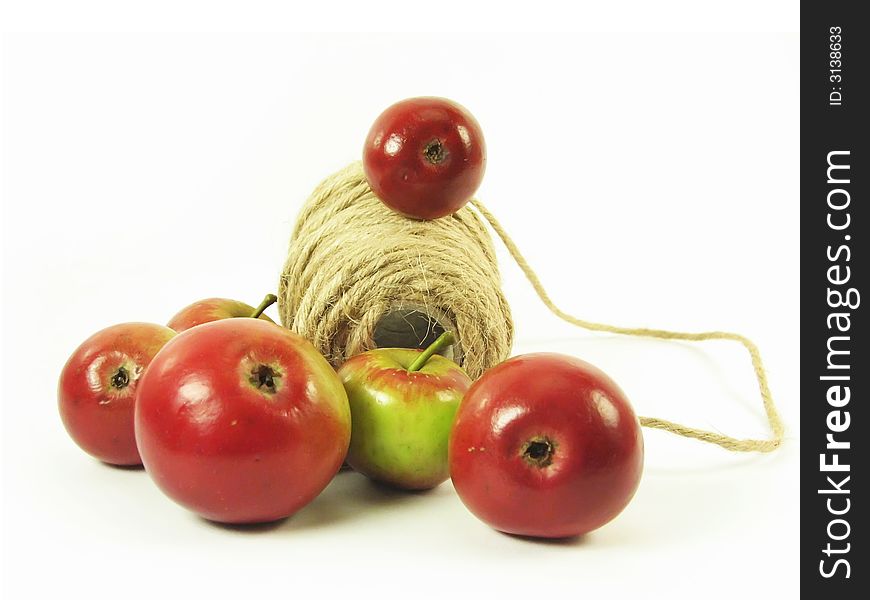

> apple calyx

[
  {"left": 521, "top": 436, "right": 556, "bottom": 468},
  {"left": 111, "top": 366, "right": 131, "bottom": 389},
  {"left": 407, "top": 331, "right": 456, "bottom": 372},
  {"left": 250, "top": 294, "right": 278, "bottom": 319},
  {"left": 423, "top": 139, "right": 448, "bottom": 165},
  {"left": 249, "top": 364, "right": 281, "bottom": 394}
]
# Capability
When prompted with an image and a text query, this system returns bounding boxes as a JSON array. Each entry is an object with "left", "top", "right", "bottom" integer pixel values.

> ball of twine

[
  {"left": 280, "top": 161, "right": 784, "bottom": 454},
  {"left": 278, "top": 162, "right": 512, "bottom": 380}
]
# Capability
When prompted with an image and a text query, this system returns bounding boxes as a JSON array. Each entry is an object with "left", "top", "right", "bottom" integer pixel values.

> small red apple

[
  {"left": 363, "top": 97, "right": 486, "bottom": 220},
  {"left": 134, "top": 318, "right": 351, "bottom": 524},
  {"left": 167, "top": 293, "right": 276, "bottom": 332},
  {"left": 449, "top": 353, "right": 644, "bottom": 538},
  {"left": 58, "top": 322, "right": 176, "bottom": 465}
]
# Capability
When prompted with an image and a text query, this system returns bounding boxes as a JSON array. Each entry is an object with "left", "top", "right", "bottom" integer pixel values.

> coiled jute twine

[{"left": 279, "top": 162, "right": 784, "bottom": 453}]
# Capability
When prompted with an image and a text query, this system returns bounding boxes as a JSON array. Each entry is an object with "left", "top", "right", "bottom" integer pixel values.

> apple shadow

[
  {"left": 277, "top": 471, "right": 431, "bottom": 533},
  {"left": 203, "top": 516, "right": 289, "bottom": 534},
  {"left": 102, "top": 462, "right": 145, "bottom": 472},
  {"left": 503, "top": 531, "right": 590, "bottom": 547},
  {"left": 198, "top": 469, "right": 430, "bottom": 535}
]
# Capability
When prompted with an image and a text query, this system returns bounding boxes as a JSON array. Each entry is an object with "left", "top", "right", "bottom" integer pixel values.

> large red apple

[
  {"left": 58, "top": 322, "right": 176, "bottom": 465},
  {"left": 134, "top": 318, "right": 351, "bottom": 524},
  {"left": 449, "top": 353, "right": 644, "bottom": 538},
  {"left": 167, "top": 294, "right": 276, "bottom": 332},
  {"left": 363, "top": 97, "right": 486, "bottom": 220}
]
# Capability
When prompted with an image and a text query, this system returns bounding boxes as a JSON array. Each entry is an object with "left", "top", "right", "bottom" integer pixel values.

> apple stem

[
  {"left": 250, "top": 294, "right": 278, "bottom": 319},
  {"left": 407, "top": 331, "right": 455, "bottom": 372}
]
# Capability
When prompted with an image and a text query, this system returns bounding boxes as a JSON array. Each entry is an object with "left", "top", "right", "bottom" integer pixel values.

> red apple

[
  {"left": 58, "top": 322, "right": 176, "bottom": 465},
  {"left": 449, "top": 353, "right": 644, "bottom": 538},
  {"left": 167, "top": 293, "right": 276, "bottom": 332},
  {"left": 134, "top": 318, "right": 351, "bottom": 524},
  {"left": 338, "top": 332, "right": 471, "bottom": 490},
  {"left": 363, "top": 97, "right": 486, "bottom": 220}
]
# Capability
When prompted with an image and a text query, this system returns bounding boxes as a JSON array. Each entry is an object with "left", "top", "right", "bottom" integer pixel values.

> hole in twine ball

[
  {"left": 372, "top": 304, "right": 456, "bottom": 362},
  {"left": 278, "top": 162, "right": 512, "bottom": 379}
]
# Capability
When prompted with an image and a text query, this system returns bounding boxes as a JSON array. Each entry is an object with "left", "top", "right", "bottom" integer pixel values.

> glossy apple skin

[
  {"left": 338, "top": 348, "right": 471, "bottom": 490},
  {"left": 449, "top": 353, "right": 644, "bottom": 538},
  {"left": 167, "top": 298, "right": 274, "bottom": 332},
  {"left": 363, "top": 97, "right": 486, "bottom": 220},
  {"left": 134, "top": 318, "right": 351, "bottom": 524},
  {"left": 58, "top": 322, "right": 176, "bottom": 465}
]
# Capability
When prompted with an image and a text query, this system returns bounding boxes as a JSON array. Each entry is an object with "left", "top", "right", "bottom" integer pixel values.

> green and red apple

[
  {"left": 337, "top": 332, "right": 471, "bottom": 490},
  {"left": 167, "top": 294, "right": 277, "bottom": 332}
]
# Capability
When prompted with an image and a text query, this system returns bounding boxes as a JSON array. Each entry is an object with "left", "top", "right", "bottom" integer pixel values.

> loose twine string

[
  {"left": 280, "top": 162, "right": 784, "bottom": 454},
  {"left": 471, "top": 200, "right": 784, "bottom": 453}
]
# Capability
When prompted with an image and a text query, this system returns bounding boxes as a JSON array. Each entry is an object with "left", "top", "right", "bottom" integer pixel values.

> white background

[{"left": 2, "top": 15, "right": 799, "bottom": 600}]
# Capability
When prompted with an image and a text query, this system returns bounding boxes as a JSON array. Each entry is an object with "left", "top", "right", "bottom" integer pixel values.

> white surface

[
  {"left": 2, "top": 31, "right": 799, "bottom": 599},
  {"left": 0, "top": 1, "right": 800, "bottom": 34}
]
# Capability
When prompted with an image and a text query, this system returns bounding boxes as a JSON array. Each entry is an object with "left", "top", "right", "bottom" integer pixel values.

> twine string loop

[{"left": 471, "top": 199, "right": 784, "bottom": 453}]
